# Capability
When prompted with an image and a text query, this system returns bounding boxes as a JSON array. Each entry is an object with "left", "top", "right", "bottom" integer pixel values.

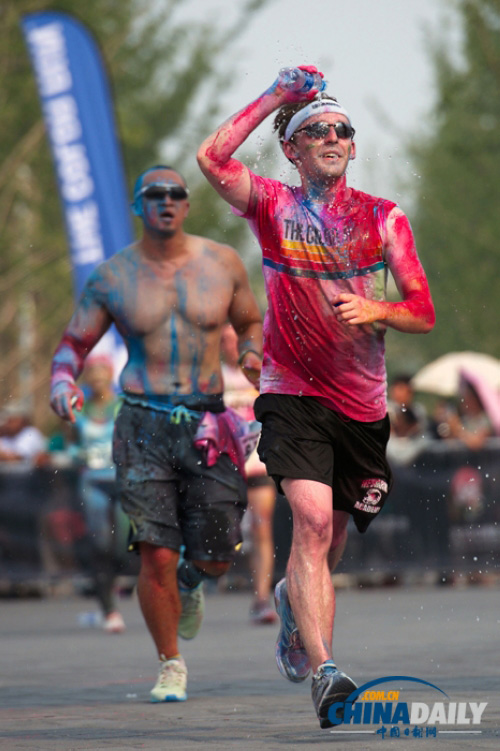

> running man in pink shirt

[{"left": 198, "top": 66, "right": 435, "bottom": 728}]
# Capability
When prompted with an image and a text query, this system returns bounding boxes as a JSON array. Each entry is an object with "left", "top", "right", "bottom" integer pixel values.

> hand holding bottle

[{"left": 273, "top": 65, "right": 326, "bottom": 102}]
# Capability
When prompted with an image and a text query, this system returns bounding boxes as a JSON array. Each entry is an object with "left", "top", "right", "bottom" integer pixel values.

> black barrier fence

[
  {"left": 1, "top": 439, "right": 499, "bottom": 587},
  {"left": 273, "top": 438, "right": 500, "bottom": 581},
  {"left": 0, "top": 464, "right": 139, "bottom": 587}
]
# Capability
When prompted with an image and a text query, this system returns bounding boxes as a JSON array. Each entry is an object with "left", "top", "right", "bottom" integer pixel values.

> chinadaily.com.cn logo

[{"left": 329, "top": 675, "right": 487, "bottom": 739}]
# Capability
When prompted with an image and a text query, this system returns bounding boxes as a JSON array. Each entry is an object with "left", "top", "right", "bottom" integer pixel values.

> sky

[{"left": 174, "top": 0, "right": 462, "bottom": 205}]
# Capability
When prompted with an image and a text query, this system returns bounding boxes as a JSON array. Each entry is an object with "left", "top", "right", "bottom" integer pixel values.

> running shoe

[
  {"left": 150, "top": 656, "right": 187, "bottom": 702},
  {"left": 311, "top": 659, "right": 357, "bottom": 728},
  {"left": 178, "top": 582, "right": 204, "bottom": 640},
  {"left": 249, "top": 599, "right": 278, "bottom": 625},
  {"left": 103, "top": 611, "right": 126, "bottom": 634},
  {"left": 274, "top": 578, "right": 311, "bottom": 682}
]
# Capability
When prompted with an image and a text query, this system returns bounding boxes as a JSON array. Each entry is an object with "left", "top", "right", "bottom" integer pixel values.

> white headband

[{"left": 283, "top": 101, "right": 352, "bottom": 142}]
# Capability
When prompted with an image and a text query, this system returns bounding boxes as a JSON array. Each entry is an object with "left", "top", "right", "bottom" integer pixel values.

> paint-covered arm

[
  {"left": 227, "top": 255, "right": 263, "bottom": 388},
  {"left": 197, "top": 66, "right": 323, "bottom": 214},
  {"left": 50, "top": 270, "right": 113, "bottom": 423},
  {"left": 333, "top": 207, "right": 435, "bottom": 334}
]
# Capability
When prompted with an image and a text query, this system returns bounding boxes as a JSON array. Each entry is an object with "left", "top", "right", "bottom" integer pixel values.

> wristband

[{"left": 237, "top": 349, "right": 261, "bottom": 367}]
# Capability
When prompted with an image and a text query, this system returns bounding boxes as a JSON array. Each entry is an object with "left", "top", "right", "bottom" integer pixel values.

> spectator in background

[
  {"left": 70, "top": 353, "right": 129, "bottom": 633},
  {"left": 387, "top": 374, "right": 429, "bottom": 439},
  {"left": 0, "top": 404, "right": 47, "bottom": 464},
  {"left": 434, "top": 376, "right": 493, "bottom": 451},
  {"left": 220, "top": 324, "right": 277, "bottom": 625},
  {"left": 386, "top": 374, "right": 432, "bottom": 464}
]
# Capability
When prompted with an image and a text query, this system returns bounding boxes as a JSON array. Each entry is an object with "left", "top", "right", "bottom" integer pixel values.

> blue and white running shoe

[{"left": 274, "top": 578, "right": 311, "bottom": 682}]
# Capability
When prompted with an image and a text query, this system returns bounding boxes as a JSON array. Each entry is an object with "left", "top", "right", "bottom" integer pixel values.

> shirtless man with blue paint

[{"left": 50, "top": 165, "right": 263, "bottom": 702}]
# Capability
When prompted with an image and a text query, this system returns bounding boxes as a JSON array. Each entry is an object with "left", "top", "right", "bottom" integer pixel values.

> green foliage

[
  {"left": 405, "top": 0, "right": 500, "bottom": 363},
  {"left": 0, "top": 0, "right": 271, "bottom": 427}
]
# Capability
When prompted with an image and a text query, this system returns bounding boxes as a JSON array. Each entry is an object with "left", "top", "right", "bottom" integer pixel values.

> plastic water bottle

[{"left": 278, "top": 67, "right": 326, "bottom": 93}]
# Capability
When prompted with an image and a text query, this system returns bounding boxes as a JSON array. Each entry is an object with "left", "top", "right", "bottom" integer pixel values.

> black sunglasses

[
  {"left": 140, "top": 184, "right": 189, "bottom": 201},
  {"left": 294, "top": 121, "right": 355, "bottom": 140}
]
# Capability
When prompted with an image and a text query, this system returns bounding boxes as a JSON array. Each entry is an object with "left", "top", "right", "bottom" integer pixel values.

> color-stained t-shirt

[{"left": 240, "top": 173, "right": 398, "bottom": 422}]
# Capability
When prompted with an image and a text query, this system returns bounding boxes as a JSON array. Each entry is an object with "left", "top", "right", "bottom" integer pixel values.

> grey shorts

[{"left": 112, "top": 402, "right": 247, "bottom": 561}]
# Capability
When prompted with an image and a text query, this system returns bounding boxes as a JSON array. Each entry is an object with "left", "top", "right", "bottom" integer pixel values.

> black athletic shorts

[
  {"left": 254, "top": 393, "right": 392, "bottom": 533},
  {"left": 112, "top": 402, "right": 247, "bottom": 561}
]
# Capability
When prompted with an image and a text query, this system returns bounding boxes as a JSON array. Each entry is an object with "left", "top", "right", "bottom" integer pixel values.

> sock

[
  {"left": 160, "top": 653, "right": 181, "bottom": 662},
  {"left": 177, "top": 560, "right": 204, "bottom": 590},
  {"left": 319, "top": 659, "right": 337, "bottom": 672}
]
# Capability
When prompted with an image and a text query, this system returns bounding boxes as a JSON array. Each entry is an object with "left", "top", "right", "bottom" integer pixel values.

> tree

[
  {"left": 0, "top": 0, "right": 270, "bottom": 429},
  {"left": 402, "top": 0, "right": 500, "bottom": 365}
]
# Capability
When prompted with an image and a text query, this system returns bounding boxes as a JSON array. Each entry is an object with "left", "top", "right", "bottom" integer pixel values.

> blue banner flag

[{"left": 21, "top": 11, "right": 133, "bottom": 299}]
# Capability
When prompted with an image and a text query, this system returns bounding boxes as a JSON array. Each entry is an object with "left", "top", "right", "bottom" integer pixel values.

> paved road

[{"left": 1, "top": 583, "right": 499, "bottom": 750}]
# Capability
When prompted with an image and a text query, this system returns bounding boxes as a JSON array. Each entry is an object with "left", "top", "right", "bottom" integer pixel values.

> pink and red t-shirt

[{"left": 241, "top": 173, "right": 399, "bottom": 422}]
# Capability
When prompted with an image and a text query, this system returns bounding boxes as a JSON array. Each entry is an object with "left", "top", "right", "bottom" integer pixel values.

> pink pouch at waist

[{"left": 193, "top": 408, "right": 261, "bottom": 478}]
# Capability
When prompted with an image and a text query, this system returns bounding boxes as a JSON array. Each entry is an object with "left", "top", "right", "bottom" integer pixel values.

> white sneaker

[
  {"left": 178, "top": 583, "right": 204, "bottom": 640},
  {"left": 250, "top": 599, "right": 278, "bottom": 625},
  {"left": 150, "top": 656, "right": 187, "bottom": 702},
  {"left": 103, "top": 611, "right": 126, "bottom": 634}
]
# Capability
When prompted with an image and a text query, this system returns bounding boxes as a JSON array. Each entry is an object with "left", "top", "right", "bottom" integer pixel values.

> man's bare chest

[{"left": 107, "top": 267, "right": 233, "bottom": 336}]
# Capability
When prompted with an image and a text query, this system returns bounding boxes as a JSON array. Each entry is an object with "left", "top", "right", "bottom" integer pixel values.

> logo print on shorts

[
  {"left": 354, "top": 479, "right": 388, "bottom": 515},
  {"left": 362, "top": 487, "right": 382, "bottom": 506}
]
